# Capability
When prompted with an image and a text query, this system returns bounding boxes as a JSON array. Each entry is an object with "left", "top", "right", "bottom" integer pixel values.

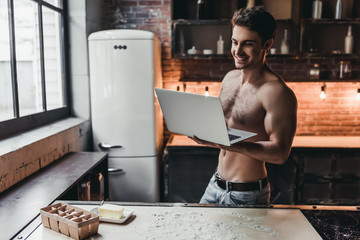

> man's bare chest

[{"left": 220, "top": 86, "right": 265, "bottom": 126}]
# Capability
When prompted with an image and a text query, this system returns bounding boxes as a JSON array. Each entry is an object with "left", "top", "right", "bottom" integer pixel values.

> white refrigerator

[{"left": 88, "top": 29, "right": 163, "bottom": 202}]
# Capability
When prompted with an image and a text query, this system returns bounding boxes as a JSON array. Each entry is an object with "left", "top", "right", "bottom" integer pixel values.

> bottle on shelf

[
  {"left": 196, "top": 0, "right": 207, "bottom": 20},
  {"left": 217, "top": 35, "right": 224, "bottom": 55},
  {"left": 179, "top": 30, "right": 185, "bottom": 56},
  {"left": 312, "top": 0, "right": 322, "bottom": 19},
  {"left": 344, "top": 25, "right": 354, "bottom": 54},
  {"left": 335, "top": 0, "right": 342, "bottom": 19},
  {"left": 280, "top": 28, "right": 290, "bottom": 54}
]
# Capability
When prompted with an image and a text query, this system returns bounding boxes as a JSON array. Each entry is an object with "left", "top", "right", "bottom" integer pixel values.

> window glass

[
  {"left": 14, "top": 0, "right": 43, "bottom": 117},
  {"left": 0, "top": 0, "right": 68, "bottom": 139},
  {"left": 43, "top": 6, "right": 65, "bottom": 110},
  {"left": 0, "top": 1, "right": 14, "bottom": 121},
  {"left": 43, "top": 0, "right": 62, "bottom": 8}
]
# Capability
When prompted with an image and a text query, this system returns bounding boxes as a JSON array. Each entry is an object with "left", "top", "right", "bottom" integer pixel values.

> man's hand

[{"left": 189, "top": 136, "right": 225, "bottom": 149}]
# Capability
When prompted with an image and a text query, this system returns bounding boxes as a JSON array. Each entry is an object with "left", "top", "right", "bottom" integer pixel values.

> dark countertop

[
  {"left": 302, "top": 209, "right": 360, "bottom": 240},
  {"left": 0, "top": 152, "right": 107, "bottom": 240},
  {"left": 273, "top": 205, "right": 360, "bottom": 240}
]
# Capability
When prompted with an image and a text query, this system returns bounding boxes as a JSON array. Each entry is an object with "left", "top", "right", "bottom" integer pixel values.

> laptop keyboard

[{"left": 228, "top": 134, "right": 241, "bottom": 141}]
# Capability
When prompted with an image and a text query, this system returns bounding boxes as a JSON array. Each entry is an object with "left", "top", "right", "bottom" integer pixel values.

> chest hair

[{"left": 221, "top": 85, "right": 262, "bottom": 126}]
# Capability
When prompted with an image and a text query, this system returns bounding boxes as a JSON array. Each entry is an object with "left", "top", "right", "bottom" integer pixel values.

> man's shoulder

[
  {"left": 224, "top": 69, "right": 242, "bottom": 80},
  {"left": 261, "top": 74, "right": 297, "bottom": 103},
  {"left": 262, "top": 71, "right": 290, "bottom": 91}
]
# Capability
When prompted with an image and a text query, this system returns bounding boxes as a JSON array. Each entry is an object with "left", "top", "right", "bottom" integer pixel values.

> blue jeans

[{"left": 199, "top": 174, "right": 271, "bottom": 205}]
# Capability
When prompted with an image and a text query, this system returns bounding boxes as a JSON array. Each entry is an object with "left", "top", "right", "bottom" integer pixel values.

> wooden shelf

[{"left": 174, "top": 53, "right": 231, "bottom": 59}]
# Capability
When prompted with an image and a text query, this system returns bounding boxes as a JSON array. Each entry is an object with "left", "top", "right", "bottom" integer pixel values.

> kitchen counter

[
  {"left": 0, "top": 152, "right": 108, "bottom": 240},
  {"left": 18, "top": 201, "right": 324, "bottom": 240},
  {"left": 16, "top": 201, "right": 360, "bottom": 240},
  {"left": 292, "top": 136, "right": 360, "bottom": 148},
  {"left": 167, "top": 135, "right": 360, "bottom": 148},
  {"left": 164, "top": 135, "right": 360, "bottom": 205}
]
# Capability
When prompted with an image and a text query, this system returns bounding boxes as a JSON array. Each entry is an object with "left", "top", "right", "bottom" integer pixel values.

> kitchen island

[{"left": 14, "top": 201, "right": 360, "bottom": 240}]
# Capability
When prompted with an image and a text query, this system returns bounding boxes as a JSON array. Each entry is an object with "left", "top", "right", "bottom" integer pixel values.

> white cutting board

[{"left": 27, "top": 205, "right": 322, "bottom": 240}]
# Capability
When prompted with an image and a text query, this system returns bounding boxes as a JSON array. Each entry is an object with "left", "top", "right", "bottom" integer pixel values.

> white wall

[{"left": 68, "top": 0, "right": 102, "bottom": 120}]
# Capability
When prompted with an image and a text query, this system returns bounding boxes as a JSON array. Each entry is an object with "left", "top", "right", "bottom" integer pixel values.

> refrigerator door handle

[
  {"left": 98, "top": 142, "right": 123, "bottom": 150},
  {"left": 108, "top": 168, "right": 125, "bottom": 174}
]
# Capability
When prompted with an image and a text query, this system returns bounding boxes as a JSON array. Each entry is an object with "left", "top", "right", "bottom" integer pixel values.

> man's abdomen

[{"left": 217, "top": 150, "right": 267, "bottom": 182}]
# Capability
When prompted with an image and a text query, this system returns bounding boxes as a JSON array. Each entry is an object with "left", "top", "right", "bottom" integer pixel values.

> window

[{"left": 0, "top": 0, "right": 69, "bottom": 139}]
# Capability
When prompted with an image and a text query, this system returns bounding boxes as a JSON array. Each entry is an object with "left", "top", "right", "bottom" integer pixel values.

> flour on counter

[
  {"left": 135, "top": 209, "right": 278, "bottom": 240},
  {"left": 228, "top": 212, "right": 279, "bottom": 236}
]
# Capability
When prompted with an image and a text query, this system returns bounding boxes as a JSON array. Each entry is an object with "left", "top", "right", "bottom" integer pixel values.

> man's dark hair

[{"left": 231, "top": 6, "right": 277, "bottom": 45}]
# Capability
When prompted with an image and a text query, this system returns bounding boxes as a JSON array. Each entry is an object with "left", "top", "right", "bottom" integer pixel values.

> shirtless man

[{"left": 193, "top": 7, "right": 298, "bottom": 205}]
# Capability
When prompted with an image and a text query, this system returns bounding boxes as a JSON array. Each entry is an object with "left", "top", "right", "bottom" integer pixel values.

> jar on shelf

[
  {"left": 309, "top": 63, "right": 320, "bottom": 80},
  {"left": 339, "top": 61, "right": 351, "bottom": 79}
]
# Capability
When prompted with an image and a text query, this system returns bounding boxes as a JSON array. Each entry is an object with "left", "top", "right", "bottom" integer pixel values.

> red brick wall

[
  {"left": 103, "top": 0, "right": 360, "bottom": 136},
  {"left": 288, "top": 82, "right": 360, "bottom": 136}
]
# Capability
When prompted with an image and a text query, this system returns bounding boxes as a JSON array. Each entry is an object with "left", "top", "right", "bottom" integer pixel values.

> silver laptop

[{"left": 155, "top": 88, "right": 257, "bottom": 146}]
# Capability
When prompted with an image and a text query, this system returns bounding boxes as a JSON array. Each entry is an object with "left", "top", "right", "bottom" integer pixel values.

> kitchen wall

[
  {"left": 0, "top": 0, "right": 102, "bottom": 193},
  {"left": 69, "top": 0, "right": 103, "bottom": 120},
  {"left": 102, "top": 0, "right": 360, "bottom": 137}
]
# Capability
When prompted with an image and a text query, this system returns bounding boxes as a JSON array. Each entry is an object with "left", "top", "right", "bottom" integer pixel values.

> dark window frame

[{"left": 0, "top": 0, "right": 70, "bottom": 140}]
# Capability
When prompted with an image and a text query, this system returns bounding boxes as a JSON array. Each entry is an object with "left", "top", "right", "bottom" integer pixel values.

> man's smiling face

[{"left": 231, "top": 25, "right": 267, "bottom": 70}]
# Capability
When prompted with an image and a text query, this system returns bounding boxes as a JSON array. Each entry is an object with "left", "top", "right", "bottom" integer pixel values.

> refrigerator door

[
  {"left": 108, "top": 157, "right": 159, "bottom": 202},
  {"left": 89, "top": 32, "right": 158, "bottom": 157}
]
